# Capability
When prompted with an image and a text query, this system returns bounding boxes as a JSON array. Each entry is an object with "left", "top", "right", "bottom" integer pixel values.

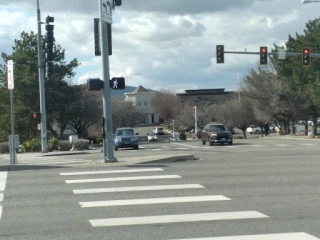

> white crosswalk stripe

[
  {"left": 80, "top": 195, "right": 231, "bottom": 208},
  {"left": 0, "top": 171, "right": 8, "bottom": 221},
  {"left": 60, "top": 167, "right": 318, "bottom": 239},
  {"left": 89, "top": 211, "right": 269, "bottom": 227},
  {"left": 168, "top": 232, "right": 320, "bottom": 240},
  {"left": 20, "top": 158, "right": 91, "bottom": 165},
  {"left": 73, "top": 184, "right": 205, "bottom": 194}
]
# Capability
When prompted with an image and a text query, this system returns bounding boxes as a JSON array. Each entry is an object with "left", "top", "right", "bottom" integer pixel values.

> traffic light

[
  {"left": 32, "top": 112, "right": 41, "bottom": 121},
  {"left": 302, "top": 47, "right": 311, "bottom": 66},
  {"left": 110, "top": 77, "right": 125, "bottom": 90},
  {"left": 87, "top": 78, "right": 103, "bottom": 91},
  {"left": 94, "top": 18, "right": 101, "bottom": 56},
  {"left": 93, "top": 18, "right": 112, "bottom": 56},
  {"left": 260, "top": 46, "right": 268, "bottom": 65},
  {"left": 46, "top": 15, "right": 54, "bottom": 78},
  {"left": 114, "top": 0, "right": 122, "bottom": 6},
  {"left": 216, "top": 45, "right": 224, "bottom": 64}
]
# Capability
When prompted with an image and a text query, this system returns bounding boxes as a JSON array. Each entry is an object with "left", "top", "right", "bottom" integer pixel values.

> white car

[
  {"left": 153, "top": 127, "right": 164, "bottom": 135},
  {"left": 246, "top": 125, "right": 262, "bottom": 134}
]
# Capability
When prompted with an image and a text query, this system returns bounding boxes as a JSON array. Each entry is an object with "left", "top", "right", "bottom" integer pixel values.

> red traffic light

[
  {"left": 261, "top": 48, "right": 266, "bottom": 53},
  {"left": 304, "top": 49, "right": 309, "bottom": 54}
]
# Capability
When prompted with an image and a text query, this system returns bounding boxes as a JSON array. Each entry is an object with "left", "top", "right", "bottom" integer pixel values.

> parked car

[
  {"left": 246, "top": 125, "right": 261, "bottom": 134},
  {"left": 147, "top": 132, "right": 158, "bottom": 142},
  {"left": 153, "top": 127, "right": 164, "bottom": 135},
  {"left": 201, "top": 122, "right": 233, "bottom": 146},
  {"left": 114, "top": 127, "right": 139, "bottom": 151}
]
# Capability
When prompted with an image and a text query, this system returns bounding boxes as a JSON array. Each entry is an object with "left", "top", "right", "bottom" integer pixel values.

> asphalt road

[{"left": 1, "top": 137, "right": 320, "bottom": 239}]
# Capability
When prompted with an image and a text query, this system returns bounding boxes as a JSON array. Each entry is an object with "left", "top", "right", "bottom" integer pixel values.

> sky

[{"left": 0, "top": 0, "right": 319, "bottom": 93}]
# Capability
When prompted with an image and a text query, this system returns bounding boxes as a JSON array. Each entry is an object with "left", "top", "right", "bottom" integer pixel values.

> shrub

[
  {"left": 96, "top": 138, "right": 103, "bottom": 144},
  {"left": 0, "top": 142, "right": 9, "bottom": 154},
  {"left": 72, "top": 139, "right": 89, "bottom": 150},
  {"left": 59, "top": 140, "right": 71, "bottom": 151},
  {"left": 48, "top": 138, "right": 59, "bottom": 152},
  {"left": 30, "top": 138, "right": 41, "bottom": 152}
]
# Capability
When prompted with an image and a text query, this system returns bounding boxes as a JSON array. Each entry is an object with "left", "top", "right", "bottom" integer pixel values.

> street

[{"left": 0, "top": 137, "right": 320, "bottom": 239}]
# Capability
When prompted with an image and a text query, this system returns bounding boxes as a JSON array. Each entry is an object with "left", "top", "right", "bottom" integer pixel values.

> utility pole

[
  {"left": 99, "top": 0, "right": 116, "bottom": 162},
  {"left": 237, "top": 73, "right": 241, "bottom": 102},
  {"left": 37, "top": 0, "right": 48, "bottom": 153}
]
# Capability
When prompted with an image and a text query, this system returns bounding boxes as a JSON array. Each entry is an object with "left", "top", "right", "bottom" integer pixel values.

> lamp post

[
  {"left": 237, "top": 73, "right": 241, "bottom": 102},
  {"left": 193, "top": 106, "right": 197, "bottom": 138}
]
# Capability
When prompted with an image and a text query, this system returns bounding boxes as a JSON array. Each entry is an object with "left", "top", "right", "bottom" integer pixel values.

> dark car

[
  {"left": 114, "top": 127, "right": 139, "bottom": 151},
  {"left": 201, "top": 122, "right": 233, "bottom": 146}
]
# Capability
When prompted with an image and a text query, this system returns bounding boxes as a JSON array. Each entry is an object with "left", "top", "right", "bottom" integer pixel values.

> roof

[
  {"left": 133, "top": 85, "right": 148, "bottom": 93},
  {"left": 177, "top": 88, "right": 234, "bottom": 96}
]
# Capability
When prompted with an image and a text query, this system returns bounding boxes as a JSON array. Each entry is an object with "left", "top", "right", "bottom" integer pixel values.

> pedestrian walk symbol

[{"left": 110, "top": 77, "right": 125, "bottom": 90}]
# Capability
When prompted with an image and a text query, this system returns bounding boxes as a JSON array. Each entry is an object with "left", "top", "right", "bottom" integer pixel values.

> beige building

[
  {"left": 125, "top": 85, "right": 160, "bottom": 125},
  {"left": 176, "top": 88, "right": 235, "bottom": 106}
]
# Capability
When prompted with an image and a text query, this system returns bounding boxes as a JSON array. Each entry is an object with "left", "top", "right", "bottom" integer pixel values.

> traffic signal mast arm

[{"left": 222, "top": 50, "right": 320, "bottom": 57}]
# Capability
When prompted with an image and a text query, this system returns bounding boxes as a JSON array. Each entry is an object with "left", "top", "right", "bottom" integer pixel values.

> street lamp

[
  {"left": 237, "top": 73, "right": 241, "bottom": 102},
  {"left": 302, "top": 0, "right": 320, "bottom": 3},
  {"left": 193, "top": 106, "right": 197, "bottom": 138}
]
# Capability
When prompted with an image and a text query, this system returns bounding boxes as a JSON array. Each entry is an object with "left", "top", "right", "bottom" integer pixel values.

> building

[
  {"left": 125, "top": 85, "right": 160, "bottom": 125},
  {"left": 176, "top": 88, "right": 235, "bottom": 106}
]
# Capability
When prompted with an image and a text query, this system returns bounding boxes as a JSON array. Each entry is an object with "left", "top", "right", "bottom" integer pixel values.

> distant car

[
  {"left": 147, "top": 132, "right": 158, "bottom": 142},
  {"left": 153, "top": 127, "right": 164, "bottom": 135},
  {"left": 296, "top": 129, "right": 307, "bottom": 135},
  {"left": 246, "top": 125, "right": 261, "bottom": 134},
  {"left": 201, "top": 122, "right": 233, "bottom": 146},
  {"left": 114, "top": 127, "right": 139, "bottom": 151}
]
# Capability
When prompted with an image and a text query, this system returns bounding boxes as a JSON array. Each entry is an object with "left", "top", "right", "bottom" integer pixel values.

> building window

[
  {"left": 138, "top": 102, "right": 141, "bottom": 106},
  {"left": 144, "top": 102, "right": 147, "bottom": 106}
]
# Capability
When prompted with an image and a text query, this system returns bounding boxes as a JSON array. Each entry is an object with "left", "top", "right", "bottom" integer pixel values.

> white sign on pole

[
  {"left": 278, "top": 49, "right": 286, "bottom": 60},
  {"left": 101, "top": 0, "right": 112, "bottom": 24},
  {"left": 7, "top": 60, "right": 14, "bottom": 89}
]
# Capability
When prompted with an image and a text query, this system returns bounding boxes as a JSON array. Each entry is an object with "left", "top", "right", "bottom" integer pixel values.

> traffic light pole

[
  {"left": 37, "top": 0, "right": 48, "bottom": 153},
  {"left": 99, "top": 0, "right": 116, "bottom": 162}
]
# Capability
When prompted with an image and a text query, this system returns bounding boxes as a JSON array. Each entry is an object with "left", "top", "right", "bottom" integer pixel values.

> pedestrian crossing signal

[
  {"left": 110, "top": 77, "right": 125, "bottom": 90},
  {"left": 33, "top": 112, "right": 41, "bottom": 121}
]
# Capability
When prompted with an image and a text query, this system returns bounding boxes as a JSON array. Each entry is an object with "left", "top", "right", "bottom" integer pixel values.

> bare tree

[{"left": 151, "top": 88, "right": 181, "bottom": 124}]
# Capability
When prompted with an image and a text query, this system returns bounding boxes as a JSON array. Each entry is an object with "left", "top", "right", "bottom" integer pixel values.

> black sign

[{"left": 110, "top": 77, "right": 125, "bottom": 90}]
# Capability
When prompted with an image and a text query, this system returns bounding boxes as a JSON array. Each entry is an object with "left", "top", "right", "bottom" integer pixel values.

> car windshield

[
  {"left": 148, "top": 132, "right": 156, "bottom": 136},
  {"left": 209, "top": 125, "right": 227, "bottom": 132},
  {"left": 115, "top": 129, "right": 134, "bottom": 136}
]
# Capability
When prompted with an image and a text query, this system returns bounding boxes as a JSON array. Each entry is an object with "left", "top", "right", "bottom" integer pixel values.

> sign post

[
  {"left": 7, "top": 60, "right": 17, "bottom": 165},
  {"left": 99, "top": 0, "right": 116, "bottom": 162}
]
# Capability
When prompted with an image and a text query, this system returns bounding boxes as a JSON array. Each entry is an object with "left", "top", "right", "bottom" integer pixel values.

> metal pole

[
  {"left": 99, "top": 0, "right": 116, "bottom": 162},
  {"left": 237, "top": 73, "right": 240, "bottom": 102},
  {"left": 37, "top": 0, "right": 48, "bottom": 153},
  {"left": 194, "top": 107, "right": 197, "bottom": 138},
  {"left": 10, "top": 90, "right": 17, "bottom": 164}
]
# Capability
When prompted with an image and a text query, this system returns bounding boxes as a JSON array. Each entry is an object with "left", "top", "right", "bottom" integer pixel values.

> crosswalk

[
  {"left": 0, "top": 171, "right": 7, "bottom": 221},
  {"left": 59, "top": 167, "right": 320, "bottom": 239}
]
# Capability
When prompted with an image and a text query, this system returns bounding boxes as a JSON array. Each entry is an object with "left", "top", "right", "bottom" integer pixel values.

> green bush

[
  {"left": 0, "top": 142, "right": 9, "bottom": 154},
  {"left": 21, "top": 138, "right": 41, "bottom": 152},
  {"left": 48, "top": 137, "right": 59, "bottom": 152},
  {"left": 96, "top": 138, "right": 103, "bottom": 144},
  {"left": 72, "top": 139, "right": 89, "bottom": 150},
  {"left": 59, "top": 140, "right": 71, "bottom": 151}
]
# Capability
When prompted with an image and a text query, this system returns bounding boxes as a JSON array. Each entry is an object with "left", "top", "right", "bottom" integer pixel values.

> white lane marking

[
  {"left": 73, "top": 184, "right": 205, "bottom": 194},
  {"left": 60, "top": 168, "right": 164, "bottom": 176},
  {"left": 65, "top": 175, "right": 182, "bottom": 184},
  {"left": 0, "top": 172, "right": 8, "bottom": 191},
  {"left": 0, "top": 206, "right": 2, "bottom": 220},
  {"left": 89, "top": 211, "right": 269, "bottom": 227},
  {"left": 80, "top": 195, "right": 230, "bottom": 208},
  {"left": 301, "top": 144, "right": 315, "bottom": 146},
  {"left": 168, "top": 232, "right": 320, "bottom": 240},
  {"left": 0, "top": 193, "right": 3, "bottom": 202},
  {"left": 251, "top": 145, "right": 264, "bottom": 147},
  {"left": 151, "top": 149, "right": 162, "bottom": 151},
  {"left": 275, "top": 144, "right": 290, "bottom": 147},
  {"left": 171, "top": 143, "right": 200, "bottom": 148}
]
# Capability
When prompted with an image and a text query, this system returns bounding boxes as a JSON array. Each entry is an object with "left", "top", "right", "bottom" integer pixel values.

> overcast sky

[{"left": 0, "top": 0, "right": 318, "bottom": 92}]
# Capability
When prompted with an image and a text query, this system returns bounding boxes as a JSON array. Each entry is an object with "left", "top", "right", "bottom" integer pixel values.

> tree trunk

[
  {"left": 312, "top": 115, "right": 317, "bottom": 136},
  {"left": 304, "top": 119, "right": 308, "bottom": 136},
  {"left": 241, "top": 129, "right": 247, "bottom": 139},
  {"left": 290, "top": 120, "right": 295, "bottom": 135}
]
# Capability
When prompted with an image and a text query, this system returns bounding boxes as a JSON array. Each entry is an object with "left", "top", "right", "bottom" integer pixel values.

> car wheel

[
  {"left": 209, "top": 137, "right": 213, "bottom": 146},
  {"left": 255, "top": 130, "right": 259, "bottom": 134},
  {"left": 115, "top": 147, "right": 118, "bottom": 151},
  {"left": 228, "top": 141, "right": 233, "bottom": 145},
  {"left": 202, "top": 139, "right": 206, "bottom": 145},
  {"left": 134, "top": 146, "right": 139, "bottom": 150}
]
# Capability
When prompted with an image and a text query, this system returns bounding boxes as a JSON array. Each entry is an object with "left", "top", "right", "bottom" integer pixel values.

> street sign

[
  {"left": 278, "top": 49, "right": 286, "bottom": 60},
  {"left": 7, "top": 60, "right": 14, "bottom": 89},
  {"left": 101, "top": 0, "right": 112, "bottom": 24},
  {"left": 110, "top": 77, "right": 125, "bottom": 89}
]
